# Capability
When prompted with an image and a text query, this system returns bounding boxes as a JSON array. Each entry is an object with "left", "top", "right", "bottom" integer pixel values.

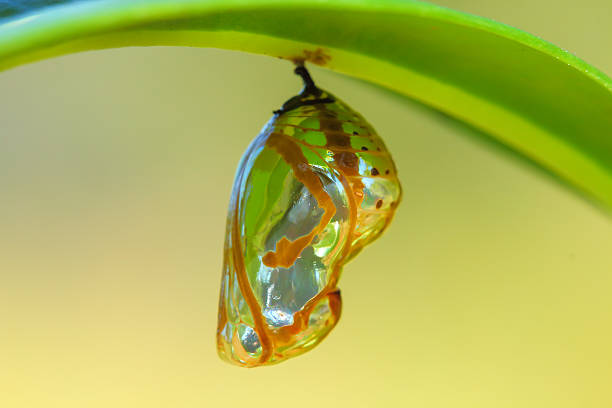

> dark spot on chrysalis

[
  {"left": 376, "top": 147, "right": 381, "bottom": 151},
  {"left": 376, "top": 199, "right": 383, "bottom": 209},
  {"left": 361, "top": 146, "right": 368, "bottom": 151},
  {"left": 353, "top": 131, "right": 359, "bottom": 135},
  {"left": 371, "top": 168, "right": 379, "bottom": 176},
  {"left": 385, "top": 169, "right": 390, "bottom": 175}
]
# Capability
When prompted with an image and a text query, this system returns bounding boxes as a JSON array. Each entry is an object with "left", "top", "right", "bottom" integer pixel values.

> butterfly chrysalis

[{"left": 216, "top": 65, "right": 401, "bottom": 367}]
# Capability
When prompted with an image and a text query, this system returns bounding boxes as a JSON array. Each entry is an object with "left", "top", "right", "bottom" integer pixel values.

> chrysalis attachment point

[
  {"left": 273, "top": 65, "right": 334, "bottom": 115},
  {"left": 216, "top": 65, "right": 401, "bottom": 367}
]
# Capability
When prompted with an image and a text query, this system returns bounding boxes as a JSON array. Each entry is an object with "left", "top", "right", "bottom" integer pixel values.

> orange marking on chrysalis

[{"left": 262, "top": 132, "right": 336, "bottom": 269}]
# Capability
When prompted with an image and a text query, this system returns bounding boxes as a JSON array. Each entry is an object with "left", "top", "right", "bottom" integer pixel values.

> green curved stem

[{"left": 2, "top": 0, "right": 612, "bottom": 209}]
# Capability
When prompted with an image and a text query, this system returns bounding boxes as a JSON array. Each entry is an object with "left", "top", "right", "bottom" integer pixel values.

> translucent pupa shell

[{"left": 216, "top": 66, "right": 401, "bottom": 367}]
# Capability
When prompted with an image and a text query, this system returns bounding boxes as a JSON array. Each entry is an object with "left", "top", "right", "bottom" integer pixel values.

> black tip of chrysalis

[
  {"left": 273, "top": 64, "right": 335, "bottom": 115},
  {"left": 294, "top": 65, "right": 322, "bottom": 97}
]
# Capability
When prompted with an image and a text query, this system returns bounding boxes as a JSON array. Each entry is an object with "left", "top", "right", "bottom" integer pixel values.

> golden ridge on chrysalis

[{"left": 216, "top": 65, "right": 401, "bottom": 367}]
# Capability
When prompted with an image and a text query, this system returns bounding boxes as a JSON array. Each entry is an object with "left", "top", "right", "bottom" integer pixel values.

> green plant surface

[{"left": 1, "top": 0, "right": 611, "bottom": 209}]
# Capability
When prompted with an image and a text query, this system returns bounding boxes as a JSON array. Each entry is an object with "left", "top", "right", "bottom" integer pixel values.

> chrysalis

[{"left": 216, "top": 65, "right": 401, "bottom": 367}]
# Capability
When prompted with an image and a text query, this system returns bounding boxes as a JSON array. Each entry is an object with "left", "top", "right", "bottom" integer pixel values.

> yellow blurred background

[{"left": 0, "top": 1, "right": 611, "bottom": 407}]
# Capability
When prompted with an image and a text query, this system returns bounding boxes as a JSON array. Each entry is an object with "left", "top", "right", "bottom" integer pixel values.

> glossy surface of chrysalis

[{"left": 217, "top": 66, "right": 401, "bottom": 367}]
